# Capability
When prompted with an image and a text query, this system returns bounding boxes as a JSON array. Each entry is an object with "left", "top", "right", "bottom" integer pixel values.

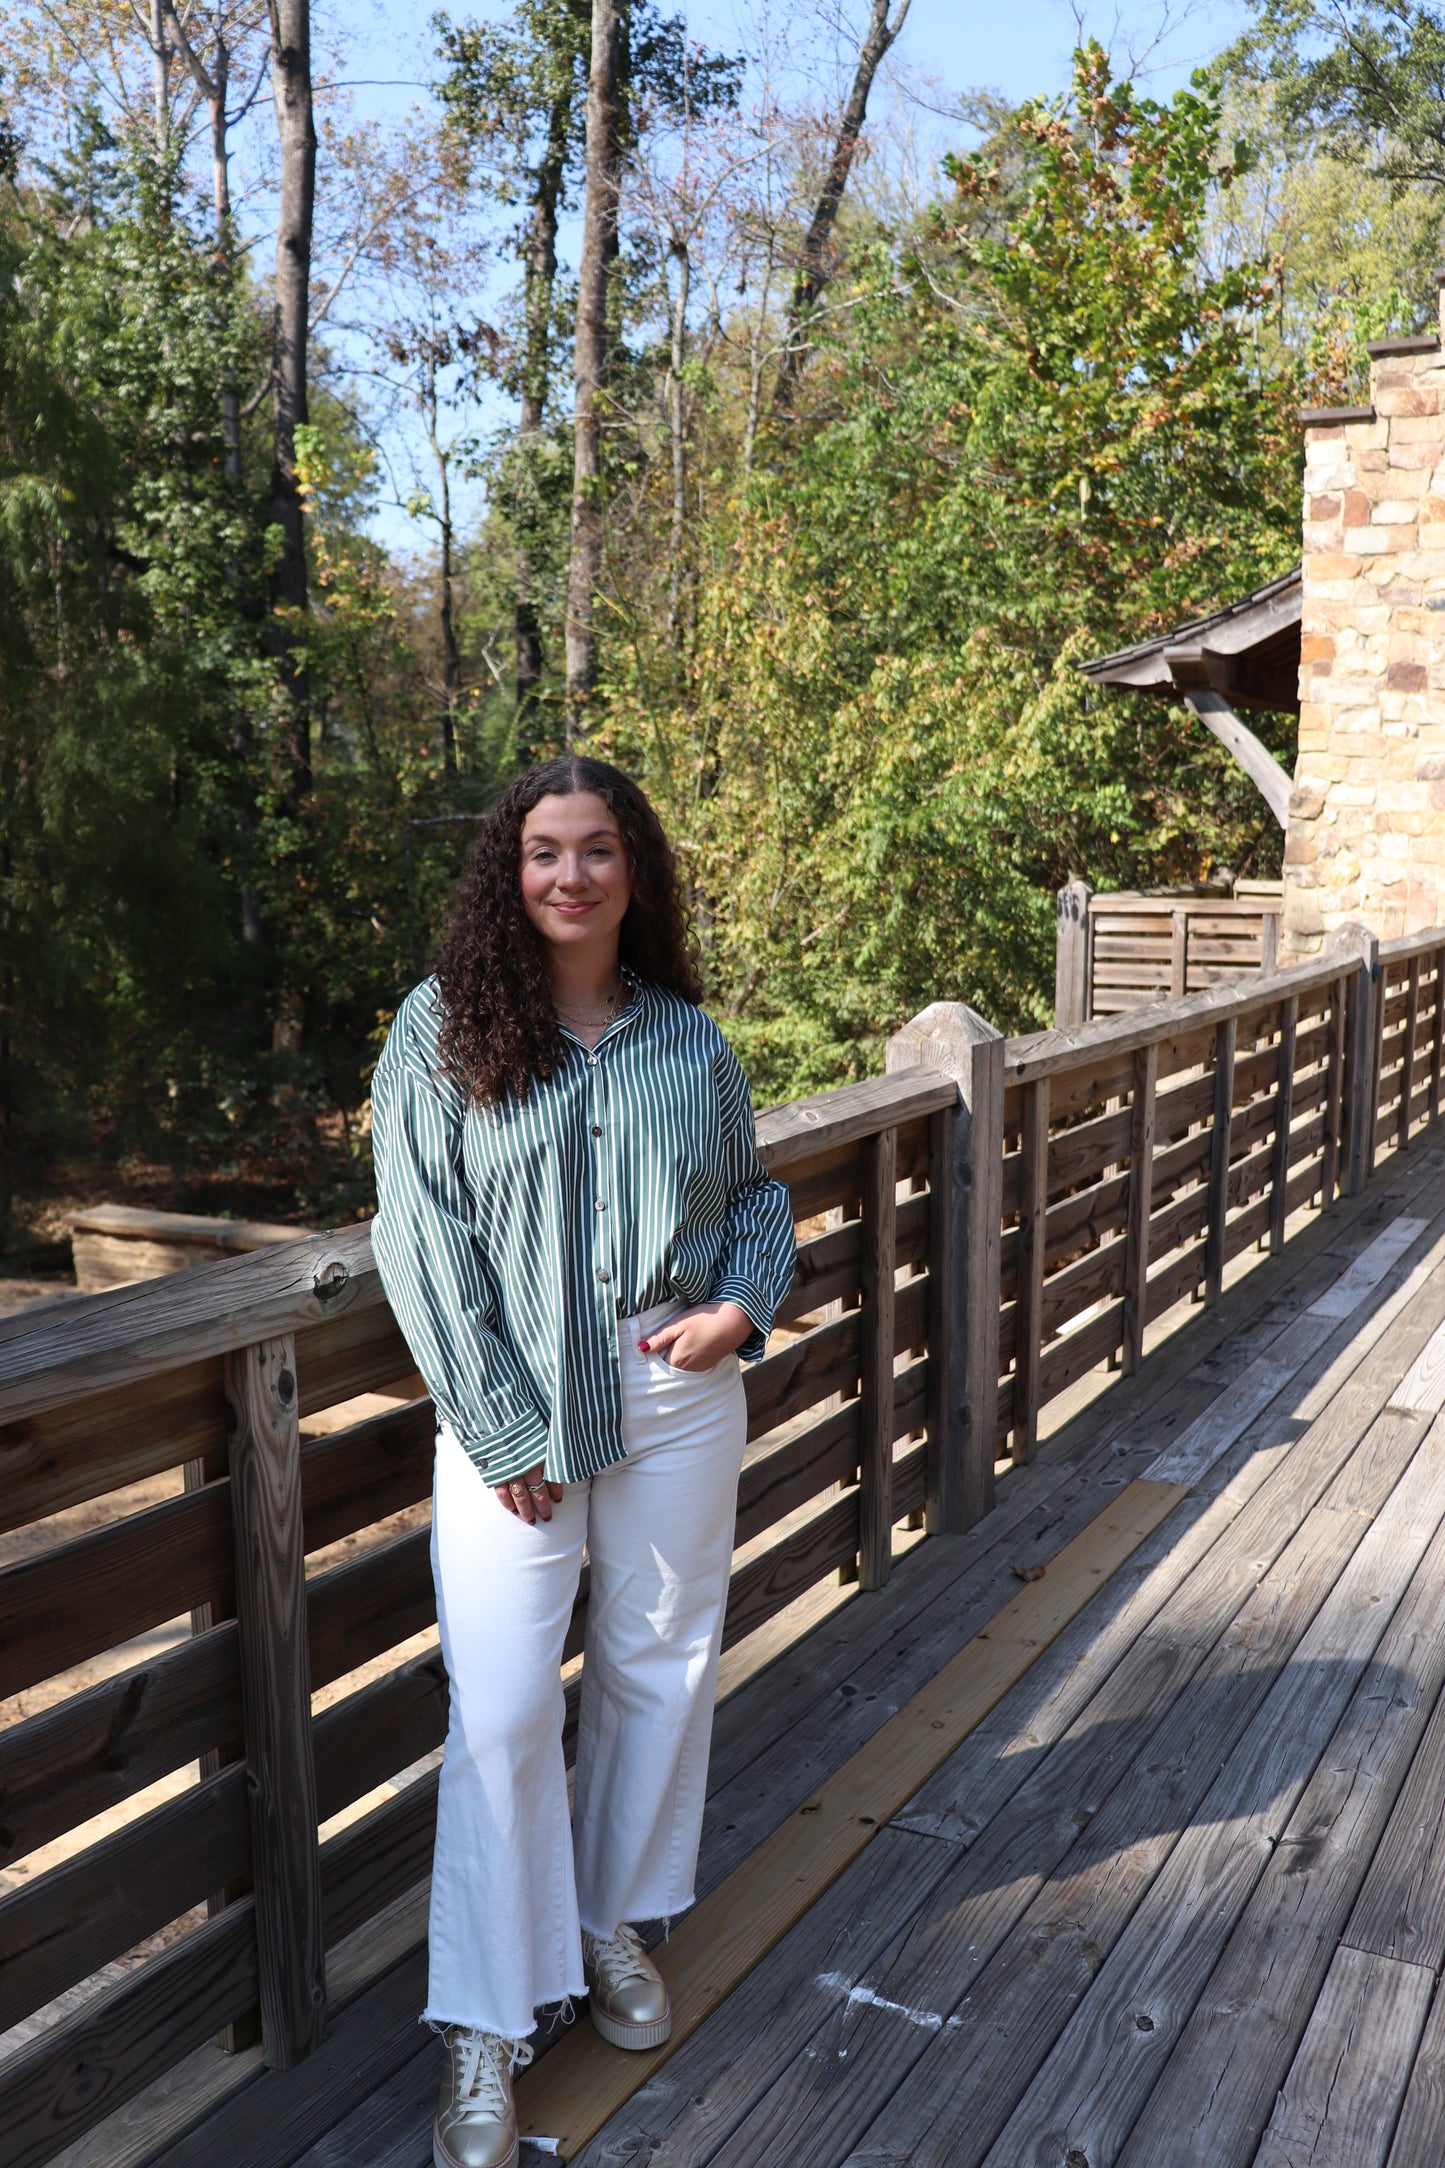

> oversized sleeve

[
  {"left": 707, "top": 1038, "right": 796, "bottom": 1360},
  {"left": 369, "top": 984, "right": 549, "bottom": 1482}
]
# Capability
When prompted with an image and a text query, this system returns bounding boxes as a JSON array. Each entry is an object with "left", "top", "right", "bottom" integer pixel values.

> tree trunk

[
  {"left": 208, "top": 41, "right": 243, "bottom": 487},
  {"left": 430, "top": 363, "right": 460, "bottom": 782},
  {"left": 514, "top": 91, "right": 568, "bottom": 725},
  {"left": 772, "top": 0, "right": 910, "bottom": 412},
  {"left": 666, "top": 235, "right": 690, "bottom": 636},
  {"left": 266, "top": 0, "right": 316, "bottom": 814},
  {"left": 150, "top": 0, "right": 171, "bottom": 154},
  {"left": 565, "top": 0, "right": 624, "bottom": 742}
]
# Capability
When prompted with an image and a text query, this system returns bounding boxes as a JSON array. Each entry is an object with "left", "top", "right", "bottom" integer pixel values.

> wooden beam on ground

[{"left": 515, "top": 1474, "right": 1185, "bottom": 2160}]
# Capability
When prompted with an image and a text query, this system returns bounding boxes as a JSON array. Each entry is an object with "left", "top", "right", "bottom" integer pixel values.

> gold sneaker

[
  {"left": 433, "top": 2028, "right": 532, "bottom": 2168},
  {"left": 582, "top": 1923, "right": 673, "bottom": 2050}
]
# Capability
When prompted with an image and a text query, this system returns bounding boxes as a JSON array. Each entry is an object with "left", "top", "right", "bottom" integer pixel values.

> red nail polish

[{"left": 638, "top": 1339, "right": 650, "bottom": 1352}]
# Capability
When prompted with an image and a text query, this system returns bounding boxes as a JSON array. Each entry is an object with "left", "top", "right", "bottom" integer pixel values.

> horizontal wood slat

[
  {"left": 0, "top": 1624, "right": 241, "bottom": 1872},
  {"left": 0, "top": 1482, "right": 234, "bottom": 1704},
  {"left": 0, "top": 1764, "right": 250, "bottom": 2036},
  {"left": 0, "top": 1899, "right": 259, "bottom": 2168}
]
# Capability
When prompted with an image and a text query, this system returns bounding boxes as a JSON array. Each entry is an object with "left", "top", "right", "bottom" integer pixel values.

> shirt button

[
  {"left": 598, "top": 1269, "right": 611, "bottom": 1284},
  {"left": 595, "top": 1199, "right": 607, "bottom": 1211},
  {"left": 591, "top": 1124, "right": 602, "bottom": 1137},
  {"left": 587, "top": 1055, "right": 598, "bottom": 1068}
]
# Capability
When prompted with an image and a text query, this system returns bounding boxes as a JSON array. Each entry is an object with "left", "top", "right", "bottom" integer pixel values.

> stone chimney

[{"left": 1283, "top": 294, "right": 1445, "bottom": 957}]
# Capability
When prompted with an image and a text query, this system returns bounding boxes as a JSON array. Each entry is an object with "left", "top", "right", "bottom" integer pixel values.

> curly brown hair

[{"left": 435, "top": 757, "right": 704, "bottom": 1105}]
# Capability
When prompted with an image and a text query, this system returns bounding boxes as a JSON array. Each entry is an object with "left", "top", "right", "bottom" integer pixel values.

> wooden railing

[
  {"left": 1055, "top": 879, "right": 1285, "bottom": 1025},
  {"left": 0, "top": 1065, "right": 954, "bottom": 2167},
  {"left": 950, "top": 924, "right": 1444, "bottom": 1489},
  {"left": 1, "top": 920, "right": 1441, "bottom": 2165}
]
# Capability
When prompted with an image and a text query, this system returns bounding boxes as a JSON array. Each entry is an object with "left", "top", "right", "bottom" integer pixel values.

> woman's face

[{"left": 519, "top": 792, "right": 632, "bottom": 956}]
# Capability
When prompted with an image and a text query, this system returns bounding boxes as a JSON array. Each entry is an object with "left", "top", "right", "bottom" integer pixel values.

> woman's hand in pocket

[{"left": 641, "top": 1300, "right": 752, "bottom": 1372}]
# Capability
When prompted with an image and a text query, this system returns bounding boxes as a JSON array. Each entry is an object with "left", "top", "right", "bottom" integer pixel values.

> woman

[{"left": 370, "top": 756, "right": 795, "bottom": 2168}]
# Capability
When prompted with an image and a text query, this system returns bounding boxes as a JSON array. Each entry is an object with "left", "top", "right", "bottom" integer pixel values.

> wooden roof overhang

[
  {"left": 1078, "top": 566, "right": 1301, "bottom": 829},
  {"left": 1079, "top": 564, "right": 1302, "bottom": 716}
]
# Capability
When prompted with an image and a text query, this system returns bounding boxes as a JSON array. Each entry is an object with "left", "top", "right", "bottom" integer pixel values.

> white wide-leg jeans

[{"left": 423, "top": 1302, "right": 748, "bottom": 2041}]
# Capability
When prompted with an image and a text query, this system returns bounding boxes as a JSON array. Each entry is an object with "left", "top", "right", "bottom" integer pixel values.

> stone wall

[{"left": 1283, "top": 318, "right": 1445, "bottom": 958}]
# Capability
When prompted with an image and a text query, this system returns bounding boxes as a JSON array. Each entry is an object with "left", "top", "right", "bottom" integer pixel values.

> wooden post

[
  {"left": 1322, "top": 978, "right": 1345, "bottom": 1211},
  {"left": 1170, "top": 908, "right": 1189, "bottom": 1000},
  {"left": 1259, "top": 908, "right": 1280, "bottom": 978},
  {"left": 224, "top": 1334, "right": 327, "bottom": 2070},
  {"left": 1204, "top": 1018, "right": 1236, "bottom": 1305},
  {"left": 1319, "top": 920, "right": 1380, "bottom": 1198},
  {"left": 1013, "top": 1077, "right": 1051, "bottom": 1462},
  {"left": 886, "top": 1003, "right": 1005, "bottom": 1534},
  {"left": 1269, "top": 995, "right": 1298, "bottom": 1255},
  {"left": 1401, "top": 956, "right": 1421, "bottom": 1148},
  {"left": 1121, "top": 1042, "right": 1157, "bottom": 1377},
  {"left": 1369, "top": 952, "right": 1387, "bottom": 1173},
  {"left": 1054, "top": 879, "right": 1094, "bottom": 1027},
  {"left": 1431, "top": 944, "right": 1444, "bottom": 1127},
  {"left": 1341, "top": 929, "right": 1380, "bottom": 1195},
  {"left": 858, "top": 1126, "right": 897, "bottom": 1591}
]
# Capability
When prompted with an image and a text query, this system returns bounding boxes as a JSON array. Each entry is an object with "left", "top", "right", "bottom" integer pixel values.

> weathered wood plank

[
  {"left": 1012, "top": 1077, "right": 1050, "bottom": 1462},
  {"left": 753, "top": 1069, "right": 955, "bottom": 1173},
  {"left": 513, "top": 1478, "right": 1184, "bottom": 2160},
  {"left": 1310, "top": 1215, "right": 1430, "bottom": 1318},
  {"left": 224, "top": 1337, "right": 327, "bottom": 2068},
  {"left": 1005, "top": 949, "right": 1351, "bottom": 1088},
  {"left": 0, "top": 1479, "right": 234, "bottom": 1703},
  {"left": 1271, "top": 992, "right": 1299, "bottom": 1255},
  {"left": 718, "top": 1442, "right": 1412, "bottom": 2168},
  {"left": 0, "top": 1903, "right": 259, "bottom": 2168},
  {"left": 708, "top": 1217, "right": 1445, "bottom": 2166},
  {"left": 0, "top": 1621, "right": 240, "bottom": 1873},
  {"left": 1122, "top": 1043, "right": 1158, "bottom": 1375},
  {"left": 148, "top": 1950, "right": 431, "bottom": 2168},
  {"left": 0, "top": 1763, "right": 251, "bottom": 2037},
  {"left": 1253, "top": 1945, "right": 1435, "bottom": 2168},
  {"left": 0, "top": 1223, "right": 383, "bottom": 1428},
  {"left": 983, "top": 1437, "right": 1445, "bottom": 2168},
  {"left": 1204, "top": 1018, "right": 1237, "bottom": 1304},
  {"left": 1385, "top": 1961, "right": 1445, "bottom": 2166},
  {"left": 601, "top": 1257, "right": 1441, "bottom": 2167},
  {"left": 1390, "top": 1315, "right": 1445, "bottom": 1414},
  {"left": 1110, "top": 1453, "right": 1445, "bottom": 2168}
]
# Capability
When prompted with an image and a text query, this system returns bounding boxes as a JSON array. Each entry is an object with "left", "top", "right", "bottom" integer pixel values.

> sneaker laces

[
  {"left": 452, "top": 2030, "right": 533, "bottom": 2124},
  {"left": 585, "top": 1922, "right": 654, "bottom": 1993}
]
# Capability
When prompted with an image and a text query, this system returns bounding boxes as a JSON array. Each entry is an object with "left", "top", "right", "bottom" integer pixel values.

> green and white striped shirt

[{"left": 370, "top": 974, "right": 795, "bottom": 1487}]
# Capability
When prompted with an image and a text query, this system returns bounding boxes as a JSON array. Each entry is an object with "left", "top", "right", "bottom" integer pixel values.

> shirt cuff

[
  {"left": 709, "top": 1276, "right": 776, "bottom": 1362},
  {"left": 457, "top": 1406, "right": 551, "bottom": 1486}
]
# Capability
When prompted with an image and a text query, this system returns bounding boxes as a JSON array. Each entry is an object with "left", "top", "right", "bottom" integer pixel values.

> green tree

[{"left": 595, "top": 46, "right": 1303, "bottom": 1096}]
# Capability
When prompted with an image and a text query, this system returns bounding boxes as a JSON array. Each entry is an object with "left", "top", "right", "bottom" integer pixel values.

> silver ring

[{"left": 528, "top": 1483, "right": 548, "bottom": 1494}]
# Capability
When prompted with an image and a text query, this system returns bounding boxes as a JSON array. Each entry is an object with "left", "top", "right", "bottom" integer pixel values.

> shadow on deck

[{"left": 101, "top": 1131, "right": 1445, "bottom": 2168}]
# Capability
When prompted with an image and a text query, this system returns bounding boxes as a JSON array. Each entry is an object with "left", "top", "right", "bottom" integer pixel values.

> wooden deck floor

[{"left": 109, "top": 1130, "right": 1445, "bottom": 2168}]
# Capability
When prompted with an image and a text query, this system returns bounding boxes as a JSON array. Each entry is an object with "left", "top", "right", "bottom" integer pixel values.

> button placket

[{"left": 588, "top": 1060, "right": 618, "bottom": 1343}]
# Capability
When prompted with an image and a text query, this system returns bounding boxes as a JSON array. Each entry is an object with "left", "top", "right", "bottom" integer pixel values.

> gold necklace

[{"left": 556, "top": 982, "right": 624, "bottom": 1024}]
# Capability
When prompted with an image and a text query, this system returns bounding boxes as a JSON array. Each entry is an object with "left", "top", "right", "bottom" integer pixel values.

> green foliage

[
  {"left": 595, "top": 47, "right": 1300, "bottom": 1101},
  {"left": 1236, "top": 0, "right": 1445, "bottom": 192}
]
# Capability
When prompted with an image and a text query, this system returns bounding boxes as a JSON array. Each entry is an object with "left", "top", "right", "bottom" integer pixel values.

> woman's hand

[
  {"left": 495, "top": 1464, "right": 565, "bottom": 1524},
  {"left": 640, "top": 1300, "right": 752, "bottom": 1372}
]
